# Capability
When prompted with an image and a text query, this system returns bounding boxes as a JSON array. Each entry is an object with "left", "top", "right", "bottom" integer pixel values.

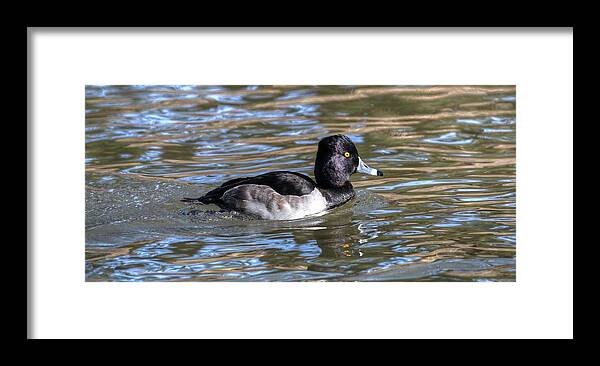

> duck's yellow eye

[{"left": 344, "top": 152, "right": 351, "bottom": 158}]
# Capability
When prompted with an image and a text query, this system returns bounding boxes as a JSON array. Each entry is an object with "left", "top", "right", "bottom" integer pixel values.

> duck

[{"left": 181, "top": 134, "right": 383, "bottom": 220}]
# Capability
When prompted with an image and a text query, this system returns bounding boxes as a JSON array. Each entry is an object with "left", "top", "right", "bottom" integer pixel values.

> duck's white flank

[{"left": 221, "top": 184, "right": 327, "bottom": 220}]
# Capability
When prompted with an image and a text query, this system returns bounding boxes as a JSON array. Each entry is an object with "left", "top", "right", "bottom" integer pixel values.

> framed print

[{"left": 28, "top": 28, "right": 573, "bottom": 339}]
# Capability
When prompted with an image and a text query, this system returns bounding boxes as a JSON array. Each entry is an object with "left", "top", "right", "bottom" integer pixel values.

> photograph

[{"left": 85, "top": 85, "right": 516, "bottom": 282}]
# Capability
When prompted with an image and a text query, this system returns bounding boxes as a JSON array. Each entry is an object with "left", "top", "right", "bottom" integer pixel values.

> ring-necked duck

[{"left": 182, "top": 134, "right": 383, "bottom": 220}]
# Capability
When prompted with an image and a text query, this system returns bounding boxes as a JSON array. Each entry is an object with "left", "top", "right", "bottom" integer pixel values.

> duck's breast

[{"left": 221, "top": 184, "right": 327, "bottom": 220}]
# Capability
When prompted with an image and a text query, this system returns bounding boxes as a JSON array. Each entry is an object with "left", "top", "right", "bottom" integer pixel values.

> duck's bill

[{"left": 357, "top": 157, "right": 384, "bottom": 176}]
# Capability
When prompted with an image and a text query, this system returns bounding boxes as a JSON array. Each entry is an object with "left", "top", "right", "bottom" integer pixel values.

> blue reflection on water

[{"left": 368, "top": 178, "right": 482, "bottom": 191}]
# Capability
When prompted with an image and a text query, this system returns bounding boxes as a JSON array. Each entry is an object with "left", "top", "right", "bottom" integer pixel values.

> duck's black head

[{"left": 314, "top": 134, "right": 383, "bottom": 188}]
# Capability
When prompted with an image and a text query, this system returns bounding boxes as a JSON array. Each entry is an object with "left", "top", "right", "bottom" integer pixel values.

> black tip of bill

[{"left": 377, "top": 170, "right": 384, "bottom": 176}]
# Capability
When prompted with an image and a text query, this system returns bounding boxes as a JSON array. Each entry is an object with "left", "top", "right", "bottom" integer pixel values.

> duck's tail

[
  {"left": 181, "top": 195, "right": 219, "bottom": 204},
  {"left": 181, "top": 196, "right": 206, "bottom": 203},
  {"left": 182, "top": 182, "right": 235, "bottom": 204}
]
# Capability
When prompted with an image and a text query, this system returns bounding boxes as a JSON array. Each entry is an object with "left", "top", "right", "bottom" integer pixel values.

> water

[{"left": 85, "top": 85, "right": 516, "bottom": 281}]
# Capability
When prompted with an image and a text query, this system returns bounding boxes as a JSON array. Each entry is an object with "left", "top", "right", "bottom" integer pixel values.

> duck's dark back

[{"left": 183, "top": 171, "right": 317, "bottom": 204}]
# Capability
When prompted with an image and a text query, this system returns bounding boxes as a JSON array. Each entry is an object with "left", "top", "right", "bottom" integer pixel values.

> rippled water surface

[{"left": 85, "top": 85, "right": 516, "bottom": 281}]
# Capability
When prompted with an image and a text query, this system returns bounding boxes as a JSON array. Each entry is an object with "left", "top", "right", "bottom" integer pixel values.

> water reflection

[{"left": 85, "top": 85, "right": 516, "bottom": 282}]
